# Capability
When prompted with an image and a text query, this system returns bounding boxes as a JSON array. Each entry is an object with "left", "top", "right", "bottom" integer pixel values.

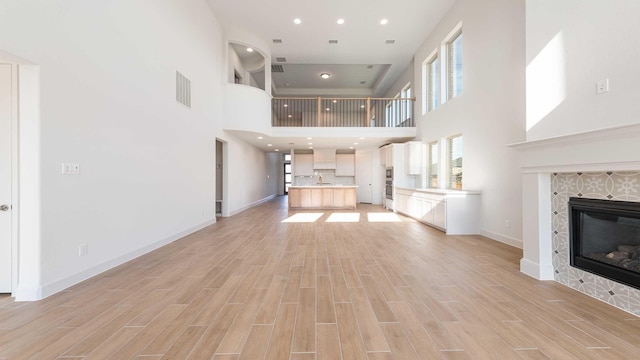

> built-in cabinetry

[
  {"left": 294, "top": 154, "right": 314, "bottom": 176},
  {"left": 394, "top": 187, "right": 480, "bottom": 235},
  {"left": 313, "top": 149, "right": 336, "bottom": 169},
  {"left": 379, "top": 145, "right": 393, "bottom": 167},
  {"left": 335, "top": 154, "right": 355, "bottom": 176},
  {"left": 404, "top": 141, "right": 423, "bottom": 175},
  {"left": 288, "top": 186, "right": 357, "bottom": 210}
]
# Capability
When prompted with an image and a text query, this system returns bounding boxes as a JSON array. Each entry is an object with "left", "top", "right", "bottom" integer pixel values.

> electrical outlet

[
  {"left": 596, "top": 78, "right": 609, "bottom": 94},
  {"left": 79, "top": 243, "right": 88, "bottom": 256},
  {"left": 62, "top": 163, "right": 81, "bottom": 175},
  {"left": 504, "top": 220, "right": 511, "bottom": 228}
]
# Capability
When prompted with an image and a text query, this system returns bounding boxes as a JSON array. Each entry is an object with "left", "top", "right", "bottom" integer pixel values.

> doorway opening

[{"left": 215, "top": 140, "right": 224, "bottom": 217}]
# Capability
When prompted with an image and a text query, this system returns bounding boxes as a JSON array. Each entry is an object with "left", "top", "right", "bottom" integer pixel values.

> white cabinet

[
  {"left": 314, "top": 149, "right": 336, "bottom": 169},
  {"left": 335, "top": 154, "right": 355, "bottom": 176},
  {"left": 405, "top": 141, "right": 423, "bottom": 175},
  {"left": 294, "top": 154, "right": 314, "bottom": 176},
  {"left": 379, "top": 145, "right": 394, "bottom": 168},
  {"left": 393, "top": 187, "right": 479, "bottom": 234}
]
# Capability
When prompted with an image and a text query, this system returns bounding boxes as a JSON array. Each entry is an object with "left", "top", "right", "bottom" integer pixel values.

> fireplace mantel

[{"left": 509, "top": 123, "right": 640, "bottom": 173}]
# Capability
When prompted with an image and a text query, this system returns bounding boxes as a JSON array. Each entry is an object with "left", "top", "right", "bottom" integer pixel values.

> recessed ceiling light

[
  {"left": 267, "top": 144, "right": 272, "bottom": 147},
  {"left": 380, "top": 19, "right": 388, "bottom": 25},
  {"left": 349, "top": 146, "right": 354, "bottom": 149},
  {"left": 246, "top": 47, "right": 254, "bottom": 52},
  {"left": 288, "top": 115, "right": 292, "bottom": 118},
  {"left": 354, "top": 143, "right": 359, "bottom": 145},
  {"left": 309, "top": 146, "right": 313, "bottom": 149},
  {"left": 360, "top": 105, "right": 365, "bottom": 108},
  {"left": 307, "top": 137, "right": 312, "bottom": 140},
  {"left": 283, "top": 104, "right": 288, "bottom": 107},
  {"left": 360, "top": 137, "right": 366, "bottom": 140},
  {"left": 332, "top": 100, "right": 337, "bottom": 103},
  {"left": 308, "top": 142, "right": 312, "bottom": 145},
  {"left": 294, "top": 18, "right": 302, "bottom": 25},
  {"left": 257, "top": 136, "right": 263, "bottom": 139},
  {"left": 337, "top": 18, "right": 345, "bottom": 25},
  {"left": 326, "top": 107, "right": 330, "bottom": 111},
  {"left": 275, "top": 149, "right": 280, "bottom": 151},
  {"left": 320, "top": 73, "right": 331, "bottom": 79}
]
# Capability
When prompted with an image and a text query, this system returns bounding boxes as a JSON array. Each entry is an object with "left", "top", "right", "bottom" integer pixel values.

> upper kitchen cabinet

[
  {"left": 405, "top": 141, "right": 424, "bottom": 175},
  {"left": 314, "top": 149, "right": 336, "bottom": 169},
  {"left": 294, "top": 154, "right": 314, "bottom": 176},
  {"left": 335, "top": 154, "right": 355, "bottom": 176}
]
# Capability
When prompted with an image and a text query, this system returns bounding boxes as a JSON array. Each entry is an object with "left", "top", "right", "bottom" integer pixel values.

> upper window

[
  {"left": 427, "top": 141, "right": 439, "bottom": 188},
  {"left": 426, "top": 55, "right": 440, "bottom": 112},
  {"left": 447, "top": 31, "right": 463, "bottom": 99},
  {"left": 447, "top": 135, "right": 463, "bottom": 189}
]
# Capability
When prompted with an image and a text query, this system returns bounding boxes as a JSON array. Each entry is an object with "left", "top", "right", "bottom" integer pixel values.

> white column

[{"left": 520, "top": 172, "right": 554, "bottom": 280}]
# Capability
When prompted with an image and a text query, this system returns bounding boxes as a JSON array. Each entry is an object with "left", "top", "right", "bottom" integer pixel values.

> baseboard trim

[
  {"left": 16, "top": 219, "right": 215, "bottom": 302},
  {"left": 479, "top": 229, "right": 523, "bottom": 249},
  {"left": 520, "top": 258, "right": 555, "bottom": 280},
  {"left": 228, "top": 194, "right": 276, "bottom": 217}
]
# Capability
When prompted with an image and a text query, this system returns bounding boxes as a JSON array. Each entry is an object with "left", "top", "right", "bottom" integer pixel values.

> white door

[
  {"left": 0, "top": 64, "right": 13, "bottom": 292},
  {"left": 356, "top": 152, "right": 373, "bottom": 204}
]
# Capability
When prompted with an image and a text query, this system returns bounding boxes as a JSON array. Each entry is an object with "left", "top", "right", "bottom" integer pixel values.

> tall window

[
  {"left": 448, "top": 31, "right": 463, "bottom": 99},
  {"left": 401, "top": 84, "right": 412, "bottom": 123},
  {"left": 427, "top": 141, "right": 439, "bottom": 188},
  {"left": 427, "top": 56, "right": 440, "bottom": 111},
  {"left": 284, "top": 154, "right": 292, "bottom": 194},
  {"left": 448, "top": 135, "right": 463, "bottom": 189}
]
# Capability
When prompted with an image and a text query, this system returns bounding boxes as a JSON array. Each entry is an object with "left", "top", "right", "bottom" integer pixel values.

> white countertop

[
  {"left": 289, "top": 185, "right": 358, "bottom": 188},
  {"left": 395, "top": 186, "right": 480, "bottom": 195}
]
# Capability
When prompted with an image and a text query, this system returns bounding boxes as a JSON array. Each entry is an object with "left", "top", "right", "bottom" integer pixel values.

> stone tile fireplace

[{"left": 512, "top": 124, "right": 640, "bottom": 316}]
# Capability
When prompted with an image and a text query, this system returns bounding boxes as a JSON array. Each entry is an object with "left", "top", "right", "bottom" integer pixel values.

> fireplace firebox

[{"left": 569, "top": 197, "right": 640, "bottom": 290}]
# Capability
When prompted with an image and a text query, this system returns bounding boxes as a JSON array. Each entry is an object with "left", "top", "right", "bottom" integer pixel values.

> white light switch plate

[
  {"left": 597, "top": 78, "right": 609, "bottom": 94},
  {"left": 61, "top": 163, "right": 80, "bottom": 175}
]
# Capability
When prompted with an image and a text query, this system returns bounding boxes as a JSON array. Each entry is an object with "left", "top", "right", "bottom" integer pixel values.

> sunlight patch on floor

[
  {"left": 326, "top": 213, "right": 360, "bottom": 223},
  {"left": 282, "top": 213, "right": 324, "bottom": 223},
  {"left": 367, "top": 212, "right": 402, "bottom": 223}
]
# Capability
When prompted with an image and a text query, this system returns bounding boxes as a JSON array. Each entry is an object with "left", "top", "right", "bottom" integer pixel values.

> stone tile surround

[{"left": 552, "top": 171, "right": 640, "bottom": 316}]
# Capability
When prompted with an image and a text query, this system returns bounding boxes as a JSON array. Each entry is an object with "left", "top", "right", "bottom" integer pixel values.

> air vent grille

[
  {"left": 271, "top": 64, "right": 284, "bottom": 73},
  {"left": 328, "top": 40, "right": 338, "bottom": 44},
  {"left": 367, "top": 65, "right": 374, "bottom": 69},
  {"left": 176, "top": 71, "right": 191, "bottom": 108},
  {"left": 272, "top": 39, "right": 283, "bottom": 43},
  {"left": 275, "top": 57, "right": 287, "bottom": 63},
  {"left": 385, "top": 40, "right": 396, "bottom": 44}
]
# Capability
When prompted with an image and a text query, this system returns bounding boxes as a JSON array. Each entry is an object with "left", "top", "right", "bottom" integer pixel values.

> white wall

[
  {"left": 0, "top": 0, "right": 278, "bottom": 300},
  {"left": 525, "top": 0, "right": 640, "bottom": 141},
  {"left": 384, "top": 61, "right": 414, "bottom": 99},
  {"left": 413, "top": 0, "right": 526, "bottom": 247}
]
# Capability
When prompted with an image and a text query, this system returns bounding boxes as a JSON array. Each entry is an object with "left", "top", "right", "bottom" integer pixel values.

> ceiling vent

[
  {"left": 360, "top": 81, "right": 366, "bottom": 84},
  {"left": 275, "top": 57, "right": 287, "bottom": 63},
  {"left": 367, "top": 65, "right": 374, "bottom": 69},
  {"left": 272, "top": 39, "right": 283, "bottom": 43},
  {"left": 328, "top": 40, "right": 338, "bottom": 44},
  {"left": 385, "top": 40, "right": 396, "bottom": 44},
  {"left": 271, "top": 64, "right": 284, "bottom": 73}
]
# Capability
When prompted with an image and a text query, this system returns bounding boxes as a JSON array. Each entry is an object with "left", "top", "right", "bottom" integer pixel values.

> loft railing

[{"left": 272, "top": 97, "right": 415, "bottom": 128}]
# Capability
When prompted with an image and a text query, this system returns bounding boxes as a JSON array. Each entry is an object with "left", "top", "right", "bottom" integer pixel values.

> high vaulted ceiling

[{"left": 206, "top": 0, "right": 456, "bottom": 97}]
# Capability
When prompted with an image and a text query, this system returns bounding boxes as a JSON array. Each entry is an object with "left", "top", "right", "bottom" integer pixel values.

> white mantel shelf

[{"left": 509, "top": 123, "right": 640, "bottom": 173}]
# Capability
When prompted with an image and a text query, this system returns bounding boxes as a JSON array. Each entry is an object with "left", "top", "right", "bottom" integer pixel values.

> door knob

[{"left": 0, "top": 205, "right": 9, "bottom": 211}]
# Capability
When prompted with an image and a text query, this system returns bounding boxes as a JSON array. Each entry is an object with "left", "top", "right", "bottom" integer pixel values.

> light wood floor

[{"left": 1, "top": 197, "right": 640, "bottom": 359}]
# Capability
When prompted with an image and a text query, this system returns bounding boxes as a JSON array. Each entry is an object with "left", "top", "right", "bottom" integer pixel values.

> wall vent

[
  {"left": 385, "top": 40, "right": 396, "bottom": 44},
  {"left": 328, "top": 40, "right": 338, "bottom": 44},
  {"left": 175, "top": 71, "right": 191, "bottom": 108},
  {"left": 275, "top": 57, "right": 287, "bottom": 63},
  {"left": 367, "top": 65, "right": 374, "bottom": 69},
  {"left": 273, "top": 39, "right": 283, "bottom": 44},
  {"left": 271, "top": 64, "right": 284, "bottom": 73}
]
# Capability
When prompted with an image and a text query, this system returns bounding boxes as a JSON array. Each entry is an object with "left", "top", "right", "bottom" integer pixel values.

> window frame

[
  {"left": 427, "top": 141, "right": 439, "bottom": 189},
  {"left": 447, "top": 134, "right": 463, "bottom": 190},
  {"left": 444, "top": 23, "right": 463, "bottom": 100},
  {"left": 422, "top": 48, "right": 440, "bottom": 114}
]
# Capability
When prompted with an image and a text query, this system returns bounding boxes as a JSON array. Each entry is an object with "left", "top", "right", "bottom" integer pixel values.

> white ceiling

[{"left": 207, "top": 0, "right": 456, "bottom": 96}]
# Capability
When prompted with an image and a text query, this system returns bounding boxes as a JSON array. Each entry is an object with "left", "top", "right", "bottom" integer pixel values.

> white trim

[
  {"left": 10, "top": 63, "right": 19, "bottom": 293},
  {"left": 508, "top": 123, "right": 640, "bottom": 150},
  {"left": 480, "top": 229, "right": 523, "bottom": 249},
  {"left": 520, "top": 161, "right": 640, "bottom": 174},
  {"left": 520, "top": 258, "right": 555, "bottom": 281},
  {"left": 228, "top": 194, "right": 277, "bottom": 217},
  {"left": 15, "top": 219, "right": 215, "bottom": 301},
  {"left": 442, "top": 21, "right": 463, "bottom": 101}
]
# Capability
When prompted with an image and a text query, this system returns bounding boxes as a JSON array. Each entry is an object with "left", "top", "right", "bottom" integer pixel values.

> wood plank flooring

[{"left": 1, "top": 197, "right": 640, "bottom": 359}]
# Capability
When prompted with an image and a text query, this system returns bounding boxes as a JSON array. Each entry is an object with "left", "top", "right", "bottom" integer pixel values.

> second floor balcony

[{"left": 272, "top": 97, "right": 415, "bottom": 128}]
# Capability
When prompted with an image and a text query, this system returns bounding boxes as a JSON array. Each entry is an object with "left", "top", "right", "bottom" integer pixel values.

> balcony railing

[{"left": 272, "top": 97, "right": 415, "bottom": 128}]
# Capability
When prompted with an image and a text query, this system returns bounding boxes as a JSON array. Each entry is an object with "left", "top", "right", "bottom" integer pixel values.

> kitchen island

[{"left": 288, "top": 185, "right": 357, "bottom": 210}]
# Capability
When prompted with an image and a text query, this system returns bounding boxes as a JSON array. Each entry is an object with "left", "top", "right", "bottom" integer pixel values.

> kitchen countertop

[{"left": 289, "top": 184, "right": 358, "bottom": 188}]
